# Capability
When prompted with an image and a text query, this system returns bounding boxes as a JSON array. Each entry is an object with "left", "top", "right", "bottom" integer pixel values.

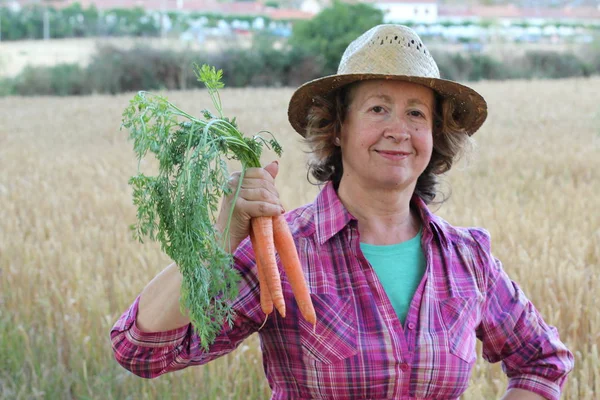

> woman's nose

[{"left": 383, "top": 115, "right": 410, "bottom": 142}]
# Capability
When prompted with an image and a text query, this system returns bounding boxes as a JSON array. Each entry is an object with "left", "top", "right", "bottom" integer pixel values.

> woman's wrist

[{"left": 214, "top": 223, "right": 244, "bottom": 254}]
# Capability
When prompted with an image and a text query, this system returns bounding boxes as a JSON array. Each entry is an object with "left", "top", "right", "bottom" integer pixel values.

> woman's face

[{"left": 339, "top": 79, "right": 435, "bottom": 193}]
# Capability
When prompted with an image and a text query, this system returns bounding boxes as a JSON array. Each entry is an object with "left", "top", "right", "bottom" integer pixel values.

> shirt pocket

[
  {"left": 298, "top": 294, "right": 359, "bottom": 365},
  {"left": 438, "top": 296, "right": 479, "bottom": 364}
]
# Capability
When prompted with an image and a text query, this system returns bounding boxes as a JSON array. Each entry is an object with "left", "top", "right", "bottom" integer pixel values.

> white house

[
  {"left": 300, "top": 0, "right": 323, "bottom": 14},
  {"left": 299, "top": 0, "right": 437, "bottom": 23},
  {"left": 366, "top": 0, "right": 438, "bottom": 24}
]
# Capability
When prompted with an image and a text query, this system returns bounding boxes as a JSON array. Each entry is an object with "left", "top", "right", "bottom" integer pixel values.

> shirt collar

[
  {"left": 411, "top": 193, "right": 441, "bottom": 248},
  {"left": 314, "top": 181, "right": 356, "bottom": 245},
  {"left": 314, "top": 181, "right": 444, "bottom": 246}
]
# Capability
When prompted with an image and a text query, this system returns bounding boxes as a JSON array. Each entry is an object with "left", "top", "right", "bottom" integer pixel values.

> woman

[{"left": 111, "top": 25, "right": 573, "bottom": 399}]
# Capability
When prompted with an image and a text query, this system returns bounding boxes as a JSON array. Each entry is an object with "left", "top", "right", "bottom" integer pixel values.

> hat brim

[{"left": 288, "top": 73, "right": 488, "bottom": 137}]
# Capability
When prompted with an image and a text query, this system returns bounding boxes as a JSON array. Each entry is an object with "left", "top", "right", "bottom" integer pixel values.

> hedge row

[
  {"left": 431, "top": 49, "right": 599, "bottom": 81},
  {"left": 0, "top": 41, "right": 324, "bottom": 96},
  {"left": 1, "top": 44, "right": 598, "bottom": 97}
]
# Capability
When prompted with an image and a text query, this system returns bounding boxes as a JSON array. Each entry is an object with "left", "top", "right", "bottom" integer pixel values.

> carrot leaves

[{"left": 121, "top": 64, "right": 282, "bottom": 349}]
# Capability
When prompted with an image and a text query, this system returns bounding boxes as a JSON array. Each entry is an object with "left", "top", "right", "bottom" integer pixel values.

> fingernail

[
  {"left": 280, "top": 207, "right": 285, "bottom": 214},
  {"left": 273, "top": 160, "right": 279, "bottom": 165}
]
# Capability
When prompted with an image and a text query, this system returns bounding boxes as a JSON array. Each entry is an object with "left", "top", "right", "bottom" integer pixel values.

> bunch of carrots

[
  {"left": 122, "top": 63, "right": 315, "bottom": 346},
  {"left": 251, "top": 215, "right": 316, "bottom": 326}
]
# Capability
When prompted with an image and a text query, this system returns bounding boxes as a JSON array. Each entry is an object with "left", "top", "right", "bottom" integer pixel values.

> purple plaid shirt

[{"left": 111, "top": 182, "right": 573, "bottom": 399}]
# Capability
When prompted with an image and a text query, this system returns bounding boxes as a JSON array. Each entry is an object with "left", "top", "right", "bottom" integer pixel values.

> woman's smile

[{"left": 375, "top": 149, "right": 412, "bottom": 161}]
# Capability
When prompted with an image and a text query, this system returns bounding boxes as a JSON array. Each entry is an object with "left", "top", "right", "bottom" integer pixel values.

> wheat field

[{"left": 1, "top": 77, "right": 599, "bottom": 399}]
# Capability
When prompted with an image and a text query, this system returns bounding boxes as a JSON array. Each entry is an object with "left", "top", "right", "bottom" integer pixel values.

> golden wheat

[{"left": 1, "top": 77, "right": 598, "bottom": 399}]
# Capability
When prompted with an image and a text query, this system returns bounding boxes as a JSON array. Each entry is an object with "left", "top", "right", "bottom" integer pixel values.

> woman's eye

[
  {"left": 409, "top": 110, "right": 425, "bottom": 118},
  {"left": 371, "top": 106, "right": 385, "bottom": 114}
]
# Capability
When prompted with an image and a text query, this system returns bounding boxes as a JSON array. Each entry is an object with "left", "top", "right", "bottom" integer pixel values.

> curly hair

[{"left": 303, "top": 82, "right": 472, "bottom": 204}]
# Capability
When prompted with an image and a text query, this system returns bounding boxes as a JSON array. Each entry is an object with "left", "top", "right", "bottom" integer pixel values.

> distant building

[
  {"left": 300, "top": 0, "right": 323, "bottom": 14},
  {"left": 364, "top": 0, "right": 438, "bottom": 23},
  {"left": 438, "top": 3, "right": 600, "bottom": 23},
  {"left": 8, "top": 0, "right": 314, "bottom": 20}
]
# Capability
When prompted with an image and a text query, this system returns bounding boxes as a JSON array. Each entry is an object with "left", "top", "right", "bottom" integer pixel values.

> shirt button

[
  {"left": 407, "top": 322, "right": 416, "bottom": 330},
  {"left": 400, "top": 363, "right": 410, "bottom": 372}
]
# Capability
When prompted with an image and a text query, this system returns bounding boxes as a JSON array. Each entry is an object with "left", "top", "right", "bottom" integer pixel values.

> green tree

[{"left": 289, "top": 1, "right": 383, "bottom": 75}]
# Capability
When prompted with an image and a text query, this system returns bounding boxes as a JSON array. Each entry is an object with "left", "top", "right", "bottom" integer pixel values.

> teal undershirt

[{"left": 360, "top": 229, "right": 426, "bottom": 325}]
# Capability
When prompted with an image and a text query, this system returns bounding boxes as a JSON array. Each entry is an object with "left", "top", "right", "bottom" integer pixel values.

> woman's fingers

[
  {"left": 230, "top": 164, "right": 277, "bottom": 184},
  {"left": 216, "top": 162, "right": 282, "bottom": 249},
  {"left": 241, "top": 178, "right": 279, "bottom": 196},
  {"left": 228, "top": 170, "right": 281, "bottom": 203},
  {"left": 238, "top": 187, "right": 280, "bottom": 205},
  {"left": 236, "top": 196, "right": 284, "bottom": 217}
]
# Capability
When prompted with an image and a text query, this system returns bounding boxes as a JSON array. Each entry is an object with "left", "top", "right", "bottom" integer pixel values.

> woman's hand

[{"left": 215, "top": 161, "right": 284, "bottom": 253}]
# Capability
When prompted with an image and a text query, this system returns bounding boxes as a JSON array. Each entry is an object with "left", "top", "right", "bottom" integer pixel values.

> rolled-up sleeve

[
  {"left": 110, "top": 238, "right": 263, "bottom": 378},
  {"left": 471, "top": 230, "right": 574, "bottom": 400}
]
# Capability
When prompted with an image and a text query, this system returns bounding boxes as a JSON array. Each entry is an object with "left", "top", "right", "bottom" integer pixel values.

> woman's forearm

[
  {"left": 135, "top": 218, "right": 246, "bottom": 333},
  {"left": 501, "top": 388, "right": 546, "bottom": 400},
  {"left": 136, "top": 262, "right": 191, "bottom": 332}
]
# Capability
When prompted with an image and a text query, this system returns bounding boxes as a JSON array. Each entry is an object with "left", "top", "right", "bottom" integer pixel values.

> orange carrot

[
  {"left": 250, "top": 227, "right": 273, "bottom": 316},
  {"left": 272, "top": 214, "right": 316, "bottom": 326},
  {"left": 251, "top": 216, "right": 286, "bottom": 318}
]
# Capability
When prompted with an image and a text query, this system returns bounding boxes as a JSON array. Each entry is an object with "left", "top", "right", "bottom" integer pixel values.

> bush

[
  {"left": 576, "top": 37, "right": 600, "bottom": 76},
  {"left": 431, "top": 51, "right": 470, "bottom": 81},
  {"left": 520, "top": 51, "right": 590, "bottom": 79},
  {"left": 212, "top": 35, "right": 324, "bottom": 88},
  {"left": 0, "top": 78, "right": 15, "bottom": 96},
  {"left": 588, "top": 50, "right": 600, "bottom": 75},
  {"left": 50, "top": 64, "right": 90, "bottom": 95},
  {"left": 431, "top": 49, "right": 594, "bottom": 81},
  {"left": 468, "top": 54, "right": 509, "bottom": 80},
  {"left": 213, "top": 49, "right": 264, "bottom": 87},
  {"left": 12, "top": 66, "right": 54, "bottom": 95},
  {"left": 87, "top": 45, "right": 204, "bottom": 93},
  {"left": 289, "top": 1, "right": 384, "bottom": 75},
  {"left": 432, "top": 51, "right": 508, "bottom": 81},
  {"left": 10, "top": 64, "right": 89, "bottom": 96},
  {"left": 284, "top": 46, "right": 325, "bottom": 87}
]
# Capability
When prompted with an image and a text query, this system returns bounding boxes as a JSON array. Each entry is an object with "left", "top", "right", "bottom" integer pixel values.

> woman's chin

[{"left": 370, "top": 176, "right": 416, "bottom": 192}]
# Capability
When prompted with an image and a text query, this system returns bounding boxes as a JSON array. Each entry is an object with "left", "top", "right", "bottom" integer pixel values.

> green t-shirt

[{"left": 360, "top": 230, "right": 426, "bottom": 324}]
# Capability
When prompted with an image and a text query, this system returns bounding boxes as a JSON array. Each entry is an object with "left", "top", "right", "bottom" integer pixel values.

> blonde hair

[{"left": 303, "top": 82, "right": 472, "bottom": 204}]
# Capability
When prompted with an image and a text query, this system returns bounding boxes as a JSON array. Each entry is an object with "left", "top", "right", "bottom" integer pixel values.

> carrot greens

[{"left": 121, "top": 64, "right": 282, "bottom": 348}]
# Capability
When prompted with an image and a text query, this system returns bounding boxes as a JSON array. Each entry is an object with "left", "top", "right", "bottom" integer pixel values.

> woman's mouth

[{"left": 375, "top": 150, "right": 411, "bottom": 160}]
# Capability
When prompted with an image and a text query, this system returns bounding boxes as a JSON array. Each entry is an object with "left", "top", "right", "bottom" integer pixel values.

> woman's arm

[
  {"left": 110, "top": 236, "right": 263, "bottom": 378},
  {"left": 469, "top": 229, "right": 574, "bottom": 400},
  {"left": 136, "top": 262, "right": 190, "bottom": 332}
]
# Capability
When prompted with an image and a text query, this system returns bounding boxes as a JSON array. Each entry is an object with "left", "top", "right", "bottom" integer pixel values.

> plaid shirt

[{"left": 111, "top": 181, "right": 573, "bottom": 400}]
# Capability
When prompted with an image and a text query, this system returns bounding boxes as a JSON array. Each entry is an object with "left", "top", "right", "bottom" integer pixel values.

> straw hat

[{"left": 288, "top": 24, "right": 488, "bottom": 137}]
